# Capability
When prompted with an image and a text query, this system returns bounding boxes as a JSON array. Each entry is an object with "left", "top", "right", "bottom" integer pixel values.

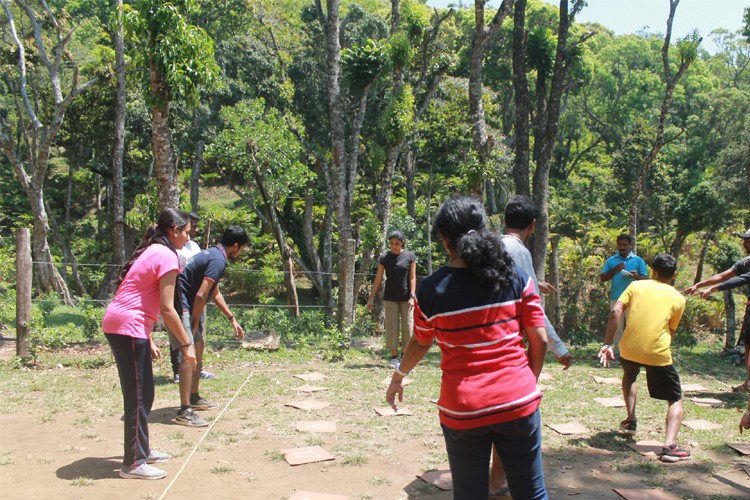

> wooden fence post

[{"left": 16, "top": 228, "right": 32, "bottom": 358}]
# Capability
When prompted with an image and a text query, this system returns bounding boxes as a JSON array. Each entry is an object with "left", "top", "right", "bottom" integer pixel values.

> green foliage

[
  {"left": 122, "top": 0, "right": 220, "bottom": 104},
  {"left": 527, "top": 27, "right": 556, "bottom": 76},
  {"left": 342, "top": 38, "right": 388, "bottom": 90},
  {"left": 399, "top": 0, "right": 430, "bottom": 40},
  {"left": 388, "top": 31, "right": 413, "bottom": 70},
  {"left": 381, "top": 84, "right": 415, "bottom": 145},
  {"left": 674, "top": 182, "right": 726, "bottom": 235}
]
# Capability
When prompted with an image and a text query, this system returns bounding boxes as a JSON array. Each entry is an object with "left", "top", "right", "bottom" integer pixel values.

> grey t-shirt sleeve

[
  {"left": 718, "top": 272, "right": 750, "bottom": 292},
  {"left": 731, "top": 256, "right": 750, "bottom": 276}
]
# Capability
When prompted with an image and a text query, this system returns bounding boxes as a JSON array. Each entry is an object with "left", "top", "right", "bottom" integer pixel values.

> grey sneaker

[
  {"left": 190, "top": 395, "right": 220, "bottom": 411},
  {"left": 200, "top": 370, "right": 217, "bottom": 379},
  {"left": 388, "top": 357, "right": 400, "bottom": 369},
  {"left": 119, "top": 463, "right": 167, "bottom": 480},
  {"left": 147, "top": 450, "right": 171, "bottom": 464},
  {"left": 175, "top": 408, "right": 209, "bottom": 427}
]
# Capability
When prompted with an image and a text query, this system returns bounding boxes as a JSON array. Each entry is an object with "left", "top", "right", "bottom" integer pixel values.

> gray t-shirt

[{"left": 501, "top": 234, "right": 568, "bottom": 358}]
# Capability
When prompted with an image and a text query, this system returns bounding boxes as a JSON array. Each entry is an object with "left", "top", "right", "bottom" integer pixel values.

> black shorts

[{"left": 620, "top": 357, "right": 682, "bottom": 402}]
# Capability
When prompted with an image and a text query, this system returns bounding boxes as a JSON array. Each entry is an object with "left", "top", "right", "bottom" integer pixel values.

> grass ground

[{"left": 1, "top": 335, "right": 750, "bottom": 499}]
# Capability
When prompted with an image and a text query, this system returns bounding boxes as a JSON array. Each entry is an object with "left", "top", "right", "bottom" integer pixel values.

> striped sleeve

[
  {"left": 412, "top": 300, "right": 435, "bottom": 344},
  {"left": 520, "top": 276, "right": 546, "bottom": 329}
]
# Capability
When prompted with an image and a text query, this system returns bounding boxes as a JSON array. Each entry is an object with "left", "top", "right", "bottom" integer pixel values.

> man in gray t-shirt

[
  {"left": 490, "top": 195, "right": 571, "bottom": 497},
  {"left": 685, "top": 229, "right": 750, "bottom": 392}
]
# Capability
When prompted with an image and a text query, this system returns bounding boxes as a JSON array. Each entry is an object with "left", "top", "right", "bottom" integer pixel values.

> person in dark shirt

[
  {"left": 685, "top": 229, "right": 750, "bottom": 392},
  {"left": 367, "top": 231, "right": 417, "bottom": 369},
  {"left": 167, "top": 225, "right": 249, "bottom": 427}
]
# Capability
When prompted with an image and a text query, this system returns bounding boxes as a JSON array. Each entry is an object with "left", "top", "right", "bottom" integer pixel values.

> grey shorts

[{"left": 167, "top": 311, "right": 205, "bottom": 350}]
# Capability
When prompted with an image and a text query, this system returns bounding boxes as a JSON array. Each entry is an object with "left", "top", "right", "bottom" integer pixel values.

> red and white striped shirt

[{"left": 413, "top": 266, "right": 546, "bottom": 430}]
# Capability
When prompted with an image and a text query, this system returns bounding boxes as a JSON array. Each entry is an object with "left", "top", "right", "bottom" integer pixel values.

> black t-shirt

[
  {"left": 180, "top": 245, "right": 228, "bottom": 311},
  {"left": 378, "top": 250, "right": 416, "bottom": 302}
]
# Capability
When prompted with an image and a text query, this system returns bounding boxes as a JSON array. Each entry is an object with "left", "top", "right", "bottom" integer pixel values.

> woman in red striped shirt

[{"left": 386, "top": 196, "right": 549, "bottom": 500}]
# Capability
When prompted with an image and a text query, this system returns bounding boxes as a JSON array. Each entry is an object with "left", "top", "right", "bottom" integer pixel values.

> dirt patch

[{"left": 2, "top": 356, "right": 750, "bottom": 499}]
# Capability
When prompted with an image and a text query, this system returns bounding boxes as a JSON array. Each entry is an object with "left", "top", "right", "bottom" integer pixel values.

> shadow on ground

[{"left": 56, "top": 456, "right": 121, "bottom": 480}]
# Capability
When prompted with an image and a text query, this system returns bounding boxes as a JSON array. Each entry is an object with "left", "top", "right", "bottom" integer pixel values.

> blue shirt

[
  {"left": 179, "top": 245, "right": 228, "bottom": 311},
  {"left": 601, "top": 252, "right": 648, "bottom": 300}
]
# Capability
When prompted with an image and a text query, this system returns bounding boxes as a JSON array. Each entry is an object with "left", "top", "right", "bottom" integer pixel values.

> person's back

[
  {"left": 618, "top": 280, "right": 685, "bottom": 366},
  {"left": 180, "top": 246, "right": 227, "bottom": 310},
  {"left": 416, "top": 265, "right": 543, "bottom": 429}
]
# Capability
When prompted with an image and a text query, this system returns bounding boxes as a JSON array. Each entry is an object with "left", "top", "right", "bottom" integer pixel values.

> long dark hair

[
  {"left": 115, "top": 208, "right": 190, "bottom": 290},
  {"left": 432, "top": 196, "right": 515, "bottom": 289}
]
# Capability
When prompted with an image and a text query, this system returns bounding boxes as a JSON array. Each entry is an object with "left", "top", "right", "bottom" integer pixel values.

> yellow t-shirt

[{"left": 617, "top": 280, "right": 686, "bottom": 366}]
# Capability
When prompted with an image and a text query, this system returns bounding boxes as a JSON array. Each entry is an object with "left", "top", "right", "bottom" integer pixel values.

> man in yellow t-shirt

[{"left": 598, "top": 253, "right": 688, "bottom": 463}]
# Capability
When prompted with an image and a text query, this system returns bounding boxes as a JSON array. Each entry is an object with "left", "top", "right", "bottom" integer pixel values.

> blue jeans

[{"left": 441, "top": 410, "right": 547, "bottom": 500}]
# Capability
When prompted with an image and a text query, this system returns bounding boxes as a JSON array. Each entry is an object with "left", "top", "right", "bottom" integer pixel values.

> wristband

[
  {"left": 394, "top": 367, "right": 410, "bottom": 377},
  {"left": 602, "top": 343, "right": 611, "bottom": 348},
  {"left": 409, "top": 293, "right": 416, "bottom": 299}
]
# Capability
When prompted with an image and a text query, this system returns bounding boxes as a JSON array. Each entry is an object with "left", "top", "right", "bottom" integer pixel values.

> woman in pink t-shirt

[{"left": 102, "top": 208, "right": 194, "bottom": 480}]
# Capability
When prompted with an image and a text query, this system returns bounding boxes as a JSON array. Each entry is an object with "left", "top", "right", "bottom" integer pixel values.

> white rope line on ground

[{"left": 157, "top": 369, "right": 257, "bottom": 500}]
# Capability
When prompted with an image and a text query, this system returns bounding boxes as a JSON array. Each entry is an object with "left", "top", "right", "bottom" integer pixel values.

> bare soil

[{"left": 1, "top": 342, "right": 750, "bottom": 499}]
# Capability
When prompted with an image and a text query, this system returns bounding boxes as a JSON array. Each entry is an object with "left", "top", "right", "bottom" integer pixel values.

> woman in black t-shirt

[{"left": 367, "top": 231, "right": 417, "bottom": 368}]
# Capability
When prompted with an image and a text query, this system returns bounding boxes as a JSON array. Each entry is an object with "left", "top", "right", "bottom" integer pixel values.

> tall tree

[
  {"left": 0, "top": 0, "right": 99, "bottom": 304},
  {"left": 528, "top": 0, "right": 589, "bottom": 279},
  {"left": 468, "top": 0, "right": 514, "bottom": 198},
  {"left": 627, "top": 0, "right": 700, "bottom": 238},
  {"left": 123, "top": 0, "right": 219, "bottom": 210}
]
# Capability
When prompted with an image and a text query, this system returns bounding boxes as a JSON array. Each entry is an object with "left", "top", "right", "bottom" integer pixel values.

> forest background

[{"left": 1, "top": 0, "right": 749, "bottom": 354}]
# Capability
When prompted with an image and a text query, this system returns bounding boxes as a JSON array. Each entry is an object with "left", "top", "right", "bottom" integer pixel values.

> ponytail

[{"left": 433, "top": 196, "right": 515, "bottom": 289}]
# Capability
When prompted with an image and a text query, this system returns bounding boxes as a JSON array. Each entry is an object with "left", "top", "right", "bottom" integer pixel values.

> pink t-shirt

[{"left": 102, "top": 244, "right": 179, "bottom": 339}]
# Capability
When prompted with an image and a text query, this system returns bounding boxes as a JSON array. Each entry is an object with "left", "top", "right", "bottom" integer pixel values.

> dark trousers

[
  {"left": 441, "top": 410, "right": 547, "bottom": 500},
  {"left": 105, "top": 333, "right": 154, "bottom": 468}
]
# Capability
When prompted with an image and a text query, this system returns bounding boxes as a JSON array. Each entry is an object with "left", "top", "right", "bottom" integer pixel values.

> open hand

[
  {"left": 598, "top": 345, "right": 615, "bottom": 368},
  {"left": 385, "top": 379, "right": 404, "bottom": 411}
]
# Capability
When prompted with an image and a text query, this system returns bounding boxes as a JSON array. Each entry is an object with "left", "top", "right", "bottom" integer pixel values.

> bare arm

[
  {"left": 211, "top": 286, "right": 243, "bottom": 338},
  {"left": 386, "top": 335, "right": 432, "bottom": 410},
  {"left": 600, "top": 262, "right": 625, "bottom": 282},
  {"left": 367, "top": 264, "right": 385, "bottom": 311},
  {"left": 159, "top": 271, "right": 195, "bottom": 362},
  {"left": 684, "top": 268, "right": 735, "bottom": 295},
  {"left": 599, "top": 301, "right": 626, "bottom": 367},
  {"left": 408, "top": 260, "right": 417, "bottom": 307},
  {"left": 191, "top": 278, "right": 214, "bottom": 333},
  {"left": 524, "top": 325, "right": 548, "bottom": 380}
]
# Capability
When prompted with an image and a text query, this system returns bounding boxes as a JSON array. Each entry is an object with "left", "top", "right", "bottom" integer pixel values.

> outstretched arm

[{"left": 684, "top": 268, "right": 735, "bottom": 295}]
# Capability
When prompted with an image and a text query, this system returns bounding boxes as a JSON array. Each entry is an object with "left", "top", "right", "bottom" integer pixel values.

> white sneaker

[
  {"left": 388, "top": 357, "right": 400, "bottom": 369},
  {"left": 147, "top": 450, "right": 171, "bottom": 464},
  {"left": 119, "top": 463, "right": 167, "bottom": 480}
]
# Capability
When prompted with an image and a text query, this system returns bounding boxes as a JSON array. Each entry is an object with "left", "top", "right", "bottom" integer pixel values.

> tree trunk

[
  {"left": 106, "top": 0, "right": 127, "bottom": 299},
  {"left": 191, "top": 140, "right": 204, "bottom": 212},
  {"left": 693, "top": 232, "right": 712, "bottom": 284},
  {"left": 723, "top": 289, "right": 737, "bottom": 349},
  {"left": 547, "top": 233, "right": 562, "bottom": 332},
  {"left": 150, "top": 65, "right": 179, "bottom": 211},
  {"left": 404, "top": 148, "right": 416, "bottom": 218},
  {"left": 530, "top": 0, "right": 573, "bottom": 281},
  {"left": 512, "top": 0, "right": 531, "bottom": 197}
]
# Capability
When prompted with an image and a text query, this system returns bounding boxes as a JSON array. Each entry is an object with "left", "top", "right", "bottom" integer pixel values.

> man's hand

[
  {"left": 385, "top": 378, "right": 404, "bottom": 411},
  {"left": 598, "top": 345, "right": 615, "bottom": 368},
  {"left": 615, "top": 262, "right": 626, "bottom": 272},
  {"left": 231, "top": 317, "right": 244, "bottom": 339},
  {"left": 366, "top": 298, "right": 374, "bottom": 311},
  {"left": 683, "top": 284, "right": 698, "bottom": 295},
  {"left": 556, "top": 353, "right": 572, "bottom": 370},
  {"left": 699, "top": 286, "right": 718, "bottom": 299},
  {"left": 181, "top": 344, "right": 196, "bottom": 364},
  {"left": 740, "top": 410, "right": 750, "bottom": 433},
  {"left": 150, "top": 340, "right": 161, "bottom": 361},
  {"left": 539, "top": 282, "right": 558, "bottom": 294}
]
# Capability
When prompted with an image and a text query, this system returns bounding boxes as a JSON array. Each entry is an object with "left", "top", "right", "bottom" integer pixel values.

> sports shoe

[
  {"left": 173, "top": 374, "right": 180, "bottom": 384},
  {"left": 190, "top": 395, "right": 220, "bottom": 411},
  {"left": 119, "top": 463, "right": 167, "bottom": 480},
  {"left": 200, "top": 369, "right": 217, "bottom": 379},
  {"left": 660, "top": 443, "right": 691, "bottom": 463},
  {"left": 388, "top": 357, "right": 401, "bottom": 369},
  {"left": 618, "top": 419, "right": 637, "bottom": 436},
  {"left": 175, "top": 408, "right": 209, "bottom": 427},
  {"left": 147, "top": 450, "right": 171, "bottom": 464}
]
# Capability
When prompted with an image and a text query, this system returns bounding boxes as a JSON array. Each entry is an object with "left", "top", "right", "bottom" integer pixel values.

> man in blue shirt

[
  {"left": 600, "top": 234, "right": 649, "bottom": 352},
  {"left": 169, "top": 225, "right": 249, "bottom": 427}
]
